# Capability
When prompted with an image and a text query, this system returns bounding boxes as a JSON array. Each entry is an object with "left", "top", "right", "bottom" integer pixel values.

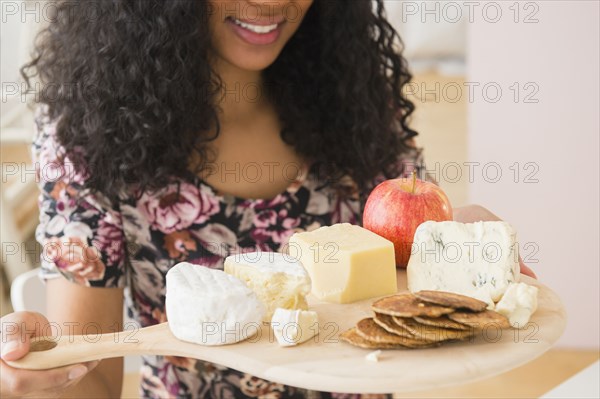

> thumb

[
  {"left": 1, "top": 338, "right": 31, "bottom": 362},
  {"left": 1, "top": 312, "right": 50, "bottom": 361}
]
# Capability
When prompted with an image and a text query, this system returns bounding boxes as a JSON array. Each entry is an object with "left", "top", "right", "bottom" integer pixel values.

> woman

[{"left": 1, "top": 0, "right": 535, "bottom": 398}]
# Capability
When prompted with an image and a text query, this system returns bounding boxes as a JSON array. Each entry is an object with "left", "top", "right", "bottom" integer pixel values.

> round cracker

[
  {"left": 413, "top": 315, "right": 470, "bottom": 331},
  {"left": 373, "top": 313, "right": 418, "bottom": 339},
  {"left": 447, "top": 310, "right": 511, "bottom": 330},
  {"left": 339, "top": 328, "right": 407, "bottom": 349},
  {"left": 355, "top": 318, "right": 438, "bottom": 348},
  {"left": 372, "top": 292, "right": 455, "bottom": 318},
  {"left": 414, "top": 290, "right": 488, "bottom": 312},
  {"left": 393, "top": 316, "right": 475, "bottom": 342}
]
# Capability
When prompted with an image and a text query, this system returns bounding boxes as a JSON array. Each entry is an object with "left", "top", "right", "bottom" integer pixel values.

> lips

[{"left": 226, "top": 16, "right": 285, "bottom": 46}]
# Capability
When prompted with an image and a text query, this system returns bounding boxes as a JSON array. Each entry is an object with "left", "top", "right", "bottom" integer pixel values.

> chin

[
  {"left": 222, "top": 46, "right": 283, "bottom": 72},
  {"left": 208, "top": 1, "right": 313, "bottom": 74}
]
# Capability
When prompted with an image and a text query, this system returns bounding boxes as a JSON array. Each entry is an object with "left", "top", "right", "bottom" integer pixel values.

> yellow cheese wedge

[{"left": 288, "top": 223, "right": 397, "bottom": 303}]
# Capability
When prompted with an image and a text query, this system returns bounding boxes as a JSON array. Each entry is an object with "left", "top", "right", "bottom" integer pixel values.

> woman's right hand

[{"left": 1, "top": 311, "right": 99, "bottom": 398}]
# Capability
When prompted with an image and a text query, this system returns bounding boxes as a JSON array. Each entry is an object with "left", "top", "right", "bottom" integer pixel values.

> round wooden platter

[
  {"left": 11, "top": 271, "right": 566, "bottom": 394},
  {"left": 210, "top": 272, "right": 566, "bottom": 393},
  {"left": 145, "top": 272, "right": 565, "bottom": 393}
]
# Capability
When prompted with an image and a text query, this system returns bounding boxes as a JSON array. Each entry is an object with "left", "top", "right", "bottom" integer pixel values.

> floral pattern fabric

[{"left": 33, "top": 112, "right": 427, "bottom": 399}]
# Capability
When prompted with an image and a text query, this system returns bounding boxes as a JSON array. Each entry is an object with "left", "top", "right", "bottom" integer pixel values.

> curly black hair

[{"left": 22, "top": 0, "right": 417, "bottom": 201}]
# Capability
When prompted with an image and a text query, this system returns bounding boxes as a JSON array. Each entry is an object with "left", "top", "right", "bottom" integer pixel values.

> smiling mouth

[{"left": 226, "top": 16, "right": 281, "bottom": 34}]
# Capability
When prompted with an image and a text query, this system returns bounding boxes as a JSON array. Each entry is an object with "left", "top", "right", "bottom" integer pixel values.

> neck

[{"left": 212, "top": 57, "right": 267, "bottom": 125}]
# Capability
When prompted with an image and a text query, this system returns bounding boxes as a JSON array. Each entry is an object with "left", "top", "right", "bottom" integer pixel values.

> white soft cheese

[
  {"left": 495, "top": 282, "right": 538, "bottom": 328},
  {"left": 165, "top": 262, "right": 265, "bottom": 346},
  {"left": 224, "top": 252, "right": 311, "bottom": 321},
  {"left": 407, "top": 221, "right": 520, "bottom": 307},
  {"left": 271, "top": 308, "right": 319, "bottom": 347}
]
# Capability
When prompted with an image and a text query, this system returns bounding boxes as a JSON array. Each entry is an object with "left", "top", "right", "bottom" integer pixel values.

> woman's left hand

[{"left": 452, "top": 204, "right": 537, "bottom": 279}]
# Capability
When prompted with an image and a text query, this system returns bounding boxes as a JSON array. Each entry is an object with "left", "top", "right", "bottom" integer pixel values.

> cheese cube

[
  {"left": 166, "top": 263, "right": 265, "bottom": 346},
  {"left": 407, "top": 221, "right": 520, "bottom": 307},
  {"left": 495, "top": 282, "right": 538, "bottom": 328},
  {"left": 288, "top": 223, "right": 397, "bottom": 303},
  {"left": 271, "top": 308, "right": 319, "bottom": 347},
  {"left": 224, "top": 252, "right": 311, "bottom": 321}
]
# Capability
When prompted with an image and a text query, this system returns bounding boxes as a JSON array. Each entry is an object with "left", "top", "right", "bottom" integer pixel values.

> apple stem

[{"left": 411, "top": 170, "right": 417, "bottom": 194}]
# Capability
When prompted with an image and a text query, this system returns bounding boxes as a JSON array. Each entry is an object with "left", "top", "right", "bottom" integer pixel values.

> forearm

[{"left": 46, "top": 280, "right": 125, "bottom": 398}]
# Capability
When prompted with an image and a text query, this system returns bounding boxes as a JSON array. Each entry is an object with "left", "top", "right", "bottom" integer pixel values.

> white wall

[
  {"left": 468, "top": 1, "right": 599, "bottom": 348},
  {"left": 385, "top": 0, "right": 466, "bottom": 74}
]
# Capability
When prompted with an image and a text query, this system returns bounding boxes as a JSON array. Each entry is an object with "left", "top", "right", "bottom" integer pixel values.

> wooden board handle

[{"left": 5, "top": 323, "right": 173, "bottom": 370}]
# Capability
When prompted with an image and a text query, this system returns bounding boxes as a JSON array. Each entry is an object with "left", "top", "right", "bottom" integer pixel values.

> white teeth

[{"left": 232, "top": 18, "right": 278, "bottom": 34}]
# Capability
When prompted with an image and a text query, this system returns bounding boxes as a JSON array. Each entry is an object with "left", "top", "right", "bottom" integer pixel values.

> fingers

[
  {"left": 520, "top": 261, "right": 538, "bottom": 279},
  {"left": 48, "top": 236, "right": 103, "bottom": 277},
  {"left": 0, "top": 360, "right": 99, "bottom": 397},
  {"left": 65, "top": 262, "right": 84, "bottom": 273},
  {"left": 1, "top": 312, "right": 50, "bottom": 361},
  {"left": 517, "top": 253, "right": 538, "bottom": 279}
]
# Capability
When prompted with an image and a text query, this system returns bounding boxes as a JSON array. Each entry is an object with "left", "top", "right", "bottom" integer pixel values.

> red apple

[{"left": 363, "top": 174, "right": 453, "bottom": 267}]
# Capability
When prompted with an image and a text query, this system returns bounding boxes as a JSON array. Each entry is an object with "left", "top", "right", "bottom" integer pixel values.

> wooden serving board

[{"left": 11, "top": 271, "right": 566, "bottom": 394}]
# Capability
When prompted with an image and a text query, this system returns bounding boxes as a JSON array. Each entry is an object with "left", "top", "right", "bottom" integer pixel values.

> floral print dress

[{"left": 33, "top": 111, "right": 427, "bottom": 399}]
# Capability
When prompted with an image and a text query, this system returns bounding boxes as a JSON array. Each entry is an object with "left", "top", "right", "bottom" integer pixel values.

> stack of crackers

[{"left": 340, "top": 291, "right": 511, "bottom": 349}]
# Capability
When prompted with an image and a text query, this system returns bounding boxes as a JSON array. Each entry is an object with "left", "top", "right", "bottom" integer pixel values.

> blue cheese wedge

[
  {"left": 166, "top": 263, "right": 265, "bottom": 346},
  {"left": 407, "top": 221, "right": 520, "bottom": 307},
  {"left": 495, "top": 282, "right": 538, "bottom": 328},
  {"left": 224, "top": 252, "right": 311, "bottom": 321}
]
